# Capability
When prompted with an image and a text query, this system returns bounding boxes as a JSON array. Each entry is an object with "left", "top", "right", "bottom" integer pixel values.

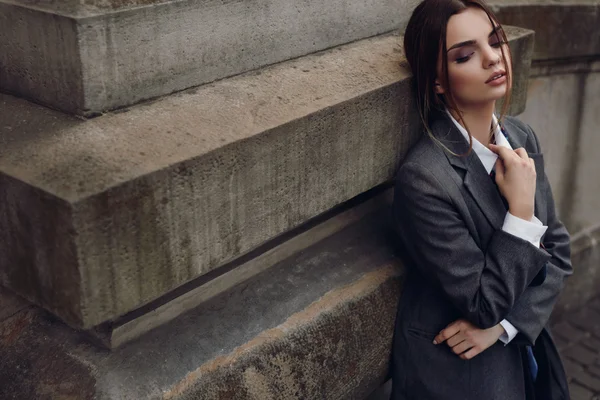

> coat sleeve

[
  {"left": 394, "top": 160, "right": 552, "bottom": 329},
  {"left": 504, "top": 126, "right": 573, "bottom": 345}
]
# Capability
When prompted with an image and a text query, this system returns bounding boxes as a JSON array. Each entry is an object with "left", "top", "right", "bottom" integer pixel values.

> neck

[{"left": 449, "top": 102, "right": 496, "bottom": 148}]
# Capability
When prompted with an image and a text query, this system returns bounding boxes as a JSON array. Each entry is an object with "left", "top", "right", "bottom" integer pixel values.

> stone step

[
  {"left": 89, "top": 187, "right": 394, "bottom": 349},
  {"left": 0, "top": 208, "right": 403, "bottom": 399},
  {"left": 0, "top": 28, "right": 534, "bottom": 329},
  {"left": 0, "top": 0, "right": 417, "bottom": 115}
]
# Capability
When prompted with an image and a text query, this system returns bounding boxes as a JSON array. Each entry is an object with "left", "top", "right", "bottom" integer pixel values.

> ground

[{"left": 553, "top": 296, "right": 600, "bottom": 400}]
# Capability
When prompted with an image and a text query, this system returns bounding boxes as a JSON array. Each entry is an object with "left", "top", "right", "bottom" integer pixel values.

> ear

[{"left": 434, "top": 80, "right": 445, "bottom": 94}]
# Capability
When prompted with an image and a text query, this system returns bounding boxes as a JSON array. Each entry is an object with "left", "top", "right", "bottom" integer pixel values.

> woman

[{"left": 391, "top": 0, "right": 573, "bottom": 399}]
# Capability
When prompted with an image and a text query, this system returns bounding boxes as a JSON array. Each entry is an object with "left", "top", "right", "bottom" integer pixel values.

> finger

[
  {"left": 460, "top": 346, "right": 481, "bottom": 360},
  {"left": 434, "top": 327, "right": 459, "bottom": 345},
  {"left": 451, "top": 340, "right": 473, "bottom": 355},
  {"left": 447, "top": 332, "right": 466, "bottom": 347},
  {"left": 434, "top": 322, "right": 462, "bottom": 345},
  {"left": 488, "top": 144, "right": 514, "bottom": 161},
  {"left": 514, "top": 147, "right": 530, "bottom": 160},
  {"left": 494, "top": 159, "right": 505, "bottom": 181}
]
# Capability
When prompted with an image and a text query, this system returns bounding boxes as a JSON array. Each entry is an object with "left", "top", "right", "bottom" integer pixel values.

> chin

[
  {"left": 489, "top": 83, "right": 509, "bottom": 97},
  {"left": 478, "top": 85, "right": 508, "bottom": 103}
]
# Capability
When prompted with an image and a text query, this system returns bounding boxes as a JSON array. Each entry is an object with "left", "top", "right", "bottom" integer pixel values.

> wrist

[
  {"left": 494, "top": 323, "right": 506, "bottom": 339},
  {"left": 509, "top": 206, "right": 534, "bottom": 221}
]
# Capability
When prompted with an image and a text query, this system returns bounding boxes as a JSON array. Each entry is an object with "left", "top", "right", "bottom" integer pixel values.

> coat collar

[
  {"left": 431, "top": 114, "right": 530, "bottom": 229},
  {"left": 432, "top": 113, "right": 529, "bottom": 170}
]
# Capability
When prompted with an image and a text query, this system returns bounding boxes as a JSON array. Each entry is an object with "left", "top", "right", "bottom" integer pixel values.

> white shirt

[{"left": 447, "top": 111, "right": 548, "bottom": 344}]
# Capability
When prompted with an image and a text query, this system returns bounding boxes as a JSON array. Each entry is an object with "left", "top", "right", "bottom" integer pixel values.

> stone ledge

[
  {"left": 0, "top": 0, "right": 417, "bottom": 115},
  {"left": 529, "top": 58, "right": 600, "bottom": 77},
  {"left": 0, "top": 210, "right": 403, "bottom": 399},
  {"left": 0, "top": 28, "right": 533, "bottom": 329}
]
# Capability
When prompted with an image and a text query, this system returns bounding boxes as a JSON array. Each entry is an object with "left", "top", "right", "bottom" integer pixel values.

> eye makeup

[
  {"left": 489, "top": 32, "right": 506, "bottom": 48},
  {"left": 446, "top": 25, "right": 506, "bottom": 62},
  {"left": 450, "top": 46, "right": 476, "bottom": 63},
  {"left": 447, "top": 30, "right": 506, "bottom": 64}
]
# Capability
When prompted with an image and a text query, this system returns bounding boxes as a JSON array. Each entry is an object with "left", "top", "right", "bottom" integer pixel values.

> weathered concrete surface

[
  {"left": 0, "top": 0, "right": 420, "bottom": 115},
  {"left": 553, "top": 224, "right": 600, "bottom": 320},
  {"left": 0, "top": 287, "right": 28, "bottom": 322},
  {"left": 493, "top": 1, "right": 600, "bottom": 61},
  {"left": 0, "top": 2, "right": 83, "bottom": 113},
  {"left": 0, "top": 28, "right": 533, "bottom": 329},
  {"left": 570, "top": 68, "right": 600, "bottom": 234},
  {"left": 94, "top": 189, "right": 393, "bottom": 349},
  {"left": 0, "top": 211, "right": 403, "bottom": 399}
]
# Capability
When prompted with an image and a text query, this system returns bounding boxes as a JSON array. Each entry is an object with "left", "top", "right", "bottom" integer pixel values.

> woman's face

[{"left": 437, "top": 7, "right": 511, "bottom": 109}]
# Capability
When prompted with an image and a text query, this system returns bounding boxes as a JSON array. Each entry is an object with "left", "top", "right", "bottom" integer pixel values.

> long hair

[{"left": 403, "top": 0, "right": 512, "bottom": 155}]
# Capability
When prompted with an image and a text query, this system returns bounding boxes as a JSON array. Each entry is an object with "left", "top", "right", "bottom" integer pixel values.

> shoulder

[
  {"left": 399, "top": 133, "right": 444, "bottom": 174},
  {"left": 395, "top": 133, "right": 451, "bottom": 198}
]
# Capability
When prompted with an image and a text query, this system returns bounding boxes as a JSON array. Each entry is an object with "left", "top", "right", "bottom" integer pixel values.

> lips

[{"left": 486, "top": 70, "right": 506, "bottom": 84}]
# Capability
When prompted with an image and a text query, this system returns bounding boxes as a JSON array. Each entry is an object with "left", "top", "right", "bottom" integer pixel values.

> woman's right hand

[{"left": 489, "top": 145, "right": 536, "bottom": 221}]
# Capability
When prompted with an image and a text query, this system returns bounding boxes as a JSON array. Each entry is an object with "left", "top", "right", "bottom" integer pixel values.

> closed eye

[
  {"left": 489, "top": 26, "right": 507, "bottom": 48},
  {"left": 455, "top": 52, "right": 475, "bottom": 63}
]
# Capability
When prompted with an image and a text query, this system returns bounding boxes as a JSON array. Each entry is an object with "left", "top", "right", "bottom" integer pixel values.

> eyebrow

[{"left": 446, "top": 26, "right": 501, "bottom": 52}]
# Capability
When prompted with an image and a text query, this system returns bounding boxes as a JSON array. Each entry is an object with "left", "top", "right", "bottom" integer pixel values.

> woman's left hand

[{"left": 433, "top": 319, "right": 505, "bottom": 360}]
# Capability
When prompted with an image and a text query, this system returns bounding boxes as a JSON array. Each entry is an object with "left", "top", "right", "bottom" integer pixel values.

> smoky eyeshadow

[{"left": 449, "top": 45, "right": 476, "bottom": 62}]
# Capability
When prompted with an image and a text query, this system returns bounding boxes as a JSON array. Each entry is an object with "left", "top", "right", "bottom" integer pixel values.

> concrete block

[
  {"left": 492, "top": 2, "right": 600, "bottom": 61},
  {"left": 570, "top": 66, "right": 600, "bottom": 233},
  {"left": 0, "top": 210, "right": 404, "bottom": 399},
  {"left": 0, "top": 0, "right": 420, "bottom": 115},
  {"left": 0, "top": 2, "right": 83, "bottom": 113},
  {"left": 0, "top": 29, "right": 534, "bottom": 328}
]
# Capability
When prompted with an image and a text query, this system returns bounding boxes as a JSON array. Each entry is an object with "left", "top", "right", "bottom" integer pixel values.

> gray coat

[{"left": 390, "top": 115, "right": 573, "bottom": 400}]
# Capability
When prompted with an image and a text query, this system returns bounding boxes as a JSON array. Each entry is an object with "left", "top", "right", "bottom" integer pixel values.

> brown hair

[{"left": 403, "top": 0, "right": 512, "bottom": 155}]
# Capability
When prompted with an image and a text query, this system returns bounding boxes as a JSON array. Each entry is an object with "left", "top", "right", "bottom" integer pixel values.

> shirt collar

[{"left": 446, "top": 110, "right": 512, "bottom": 174}]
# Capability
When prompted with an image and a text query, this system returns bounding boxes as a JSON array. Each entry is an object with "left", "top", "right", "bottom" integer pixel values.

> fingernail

[{"left": 433, "top": 340, "right": 438, "bottom": 345}]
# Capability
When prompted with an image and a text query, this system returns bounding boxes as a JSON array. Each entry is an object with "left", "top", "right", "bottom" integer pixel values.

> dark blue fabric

[
  {"left": 527, "top": 345, "right": 539, "bottom": 381},
  {"left": 529, "top": 263, "right": 547, "bottom": 286}
]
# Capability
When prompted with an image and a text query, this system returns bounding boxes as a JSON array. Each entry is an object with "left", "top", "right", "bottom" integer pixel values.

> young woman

[{"left": 391, "top": 1, "right": 573, "bottom": 399}]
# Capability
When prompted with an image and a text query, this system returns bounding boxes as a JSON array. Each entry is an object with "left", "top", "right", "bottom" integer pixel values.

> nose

[{"left": 482, "top": 44, "right": 501, "bottom": 68}]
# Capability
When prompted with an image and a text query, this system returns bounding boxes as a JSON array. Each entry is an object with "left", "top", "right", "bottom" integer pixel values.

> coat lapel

[{"left": 432, "top": 115, "right": 506, "bottom": 229}]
